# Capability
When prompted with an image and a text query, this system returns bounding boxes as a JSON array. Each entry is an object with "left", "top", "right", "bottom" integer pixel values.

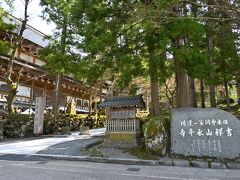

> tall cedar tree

[
  {"left": 40, "top": 0, "right": 75, "bottom": 118},
  {"left": 71, "top": 0, "right": 181, "bottom": 116},
  {"left": 71, "top": 0, "right": 239, "bottom": 111}
]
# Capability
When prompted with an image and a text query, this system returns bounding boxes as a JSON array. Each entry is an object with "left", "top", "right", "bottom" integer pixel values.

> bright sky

[{"left": 0, "top": 0, "right": 55, "bottom": 35}]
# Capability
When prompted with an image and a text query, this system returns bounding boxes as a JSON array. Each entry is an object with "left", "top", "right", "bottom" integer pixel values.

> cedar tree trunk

[
  {"left": 189, "top": 77, "right": 197, "bottom": 107},
  {"left": 147, "top": 32, "right": 160, "bottom": 116},
  {"left": 176, "top": 70, "right": 192, "bottom": 107},
  {"left": 200, "top": 80, "right": 206, "bottom": 108}
]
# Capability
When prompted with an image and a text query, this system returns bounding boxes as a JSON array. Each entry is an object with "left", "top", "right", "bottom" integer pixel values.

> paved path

[
  {"left": 0, "top": 128, "right": 105, "bottom": 155},
  {"left": 37, "top": 136, "right": 103, "bottom": 156},
  {"left": 0, "top": 160, "right": 240, "bottom": 180}
]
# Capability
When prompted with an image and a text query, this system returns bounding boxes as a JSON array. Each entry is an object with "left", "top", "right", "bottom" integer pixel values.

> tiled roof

[
  {"left": 4, "top": 15, "right": 49, "bottom": 47},
  {"left": 98, "top": 95, "right": 145, "bottom": 109}
]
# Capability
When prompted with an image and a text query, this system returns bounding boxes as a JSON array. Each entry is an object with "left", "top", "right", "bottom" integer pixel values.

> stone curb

[
  {"left": 1, "top": 153, "right": 239, "bottom": 169},
  {"left": 190, "top": 160, "right": 209, "bottom": 168},
  {"left": 83, "top": 140, "right": 104, "bottom": 149},
  {"left": 172, "top": 159, "right": 190, "bottom": 167},
  {"left": 34, "top": 154, "right": 160, "bottom": 166},
  {"left": 31, "top": 154, "right": 240, "bottom": 169}
]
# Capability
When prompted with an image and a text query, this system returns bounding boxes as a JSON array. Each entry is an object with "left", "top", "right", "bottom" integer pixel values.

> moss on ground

[
  {"left": 82, "top": 145, "right": 105, "bottom": 157},
  {"left": 124, "top": 147, "right": 159, "bottom": 160},
  {"left": 218, "top": 104, "right": 240, "bottom": 119},
  {"left": 82, "top": 140, "right": 105, "bottom": 157}
]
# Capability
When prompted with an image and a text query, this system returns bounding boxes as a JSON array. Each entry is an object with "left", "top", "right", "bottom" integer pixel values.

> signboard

[
  {"left": 110, "top": 109, "right": 135, "bottom": 119},
  {"left": 171, "top": 108, "right": 240, "bottom": 159}
]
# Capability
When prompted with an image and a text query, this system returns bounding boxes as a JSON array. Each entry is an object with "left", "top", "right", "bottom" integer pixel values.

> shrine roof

[{"left": 98, "top": 95, "right": 145, "bottom": 109}]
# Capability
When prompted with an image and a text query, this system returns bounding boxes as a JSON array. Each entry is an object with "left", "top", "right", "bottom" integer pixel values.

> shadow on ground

[{"left": 36, "top": 136, "right": 104, "bottom": 156}]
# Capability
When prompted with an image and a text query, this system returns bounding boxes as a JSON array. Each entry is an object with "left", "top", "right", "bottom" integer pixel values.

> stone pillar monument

[
  {"left": 67, "top": 99, "right": 76, "bottom": 114},
  {"left": 34, "top": 97, "right": 45, "bottom": 135}
]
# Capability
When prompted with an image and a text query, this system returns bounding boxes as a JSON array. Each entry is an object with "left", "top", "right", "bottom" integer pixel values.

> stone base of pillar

[{"left": 103, "top": 132, "right": 141, "bottom": 148}]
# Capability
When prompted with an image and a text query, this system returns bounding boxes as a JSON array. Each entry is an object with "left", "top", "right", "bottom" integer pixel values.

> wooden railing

[{"left": 106, "top": 119, "right": 139, "bottom": 132}]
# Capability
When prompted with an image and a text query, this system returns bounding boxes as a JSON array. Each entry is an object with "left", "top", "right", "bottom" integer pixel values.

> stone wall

[
  {"left": 3, "top": 114, "right": 106, "bottom": 138},
  {"left": 3, "top": 114, "right": 34, "bottom": 138},
  {"left": 43, "top": 115, "right": 85, "bottom": 135}
]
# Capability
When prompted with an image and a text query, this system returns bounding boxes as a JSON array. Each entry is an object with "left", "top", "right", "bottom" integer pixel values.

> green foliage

[
  {"left": 42, "top": 0, "right": 240, "bottom": 110},
  {"left": 5, "top": 113, "right": 34, "bottom": 121},
  {"left": 129, "top": 84, "right": 139, "bottom": 96},
  {"left": 212, "top": 24, "right": 239, "bottom": 85},
  {"left": 39, "top": 45, "right": 76, "bottom": 75},
  {"left": 201, "top": 1, "right": 239, "bottom": 86},
  {"left": 0, "top": 8, "right": 12, "bottom": 55},
  {"left": 0, "top": 40, "right": 11, "bottom": 55},
  {"left": 71, "top": 0, "right": 128, "bottom": 85},
  {"left": 40, "top": 0, "right": 76, "bottom": 75},
  {"left": 43, "top": 115, "right": 57, "bottom": 134},
  {"left": 166, "top": 16, "right": 209, "bottom": 79},
  {"left": 70, "top": 0, "right": 178, "bottom": 90}
]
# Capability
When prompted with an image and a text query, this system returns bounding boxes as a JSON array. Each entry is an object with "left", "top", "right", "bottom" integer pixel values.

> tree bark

[
  {"left": 29, "top": 82, "right": 33, "bottom": 114},
  {"left": 207, "top": 0, "right": 217, "bottom": 108},
  {"left": 209, "top": 85, "right": 216, "bottom": 107},
  {"left": 236, "top": 72, "right": 240, "bottom": 104},
  {"left": 224, "top": 76, "right": 230, "bottom": 109},
  {"left": 164, "top": 83, "right": 174, "bottom": 108},
  {"left": 173, "top": 30, "right": 192, "bottom": 107},
  {"left": 176, "top": 70, "right": 192, "bottom": 107},
  {"left": 147, "top": 32, "right": 160, "bottom": 116},
  {"left": 99, "top": 80, "right": 103, "bottom": 102},
  {"left": 208, "top": 33, "right": 216, "bottom": 107},
  {"left": 6, "top": 87, "right": 17, "bottom": 113},
  {"left": 189, "top": 77, "right": 197, "bottom": 107},
  {"left": 200, "top": 80, "right": 206, "bottom": 108},
  {"left": 53, "top": 73, "right": 62, "bottom": 117},
  {"left": 93, "top": 86, "right": 97, "bottom": 114},
  {"left": 53, "top": 14, "right": 68, "bottom": 118},
  {"left": 88, "top": 87, "right": 92, "bottom": 116},
  {"left": 150, "top": 79, "right": 160, "bottom": 116}
]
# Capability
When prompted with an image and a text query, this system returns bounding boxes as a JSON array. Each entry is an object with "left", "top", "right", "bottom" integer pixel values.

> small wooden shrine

[{"left": 98, "top": 95, "right": 145, "bottom": 148}]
